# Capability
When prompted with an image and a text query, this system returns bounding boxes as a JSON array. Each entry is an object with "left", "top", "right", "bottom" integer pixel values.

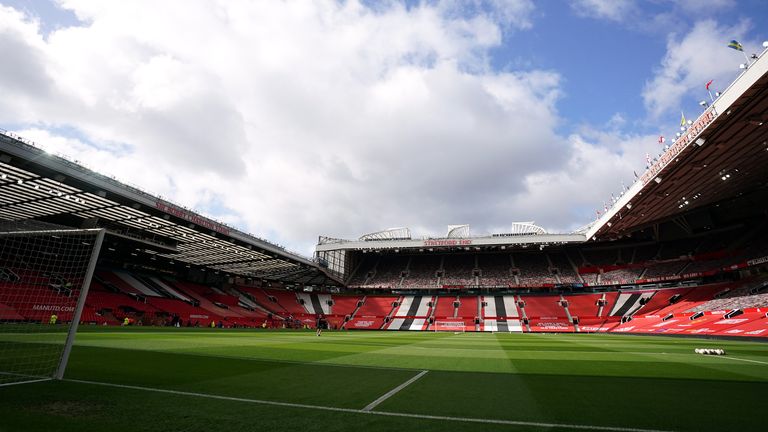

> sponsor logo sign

[
  {"left": 353, "top": 320, "right": 375, "bottom": 328},
  {"left": 714, "top": 319, "right": 748, "bottom": 325},
  {"left": 33, "top": 304, "right": 74, "bottom": 312},
  {"left": 653, "top": 320, "right": 677, "bottom": 327},
  {"left": 689, "top": 328, "right": 715, "bottom": 334},
  {"left": 535, "top": 322, "right": 569, "bottom": 329}
]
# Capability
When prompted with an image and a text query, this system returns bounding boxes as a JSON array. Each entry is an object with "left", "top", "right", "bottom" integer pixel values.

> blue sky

[{"left": 0, "top": 0, "right": 766, "bottom": 255}]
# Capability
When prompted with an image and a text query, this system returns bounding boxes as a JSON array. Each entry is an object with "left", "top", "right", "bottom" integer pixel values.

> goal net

[
  {"left": 0, "top": 227, "right": 104, "bottom": 386},
  {"left": 433, "top": 320, "right": 467, "bottom": 332}
]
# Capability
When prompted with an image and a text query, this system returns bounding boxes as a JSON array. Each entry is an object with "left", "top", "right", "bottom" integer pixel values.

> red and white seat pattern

[
  {"left": 385, "top": 295, "right": 434, "bottom": 331},
  {"left": 481, "top": 295, "right": 522, "bottom": 332}
]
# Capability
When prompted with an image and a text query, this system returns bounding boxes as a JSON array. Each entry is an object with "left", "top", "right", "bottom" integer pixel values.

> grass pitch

[{"left": 0, "top": 328, "right": 766, "bottom": 432}]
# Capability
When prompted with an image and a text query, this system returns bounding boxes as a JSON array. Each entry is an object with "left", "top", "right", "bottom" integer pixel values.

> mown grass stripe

[{"left": 63, "top": 378, "right": 676, "bottom": 432}]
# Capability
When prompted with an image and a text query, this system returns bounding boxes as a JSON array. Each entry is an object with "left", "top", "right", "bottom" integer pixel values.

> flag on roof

[
  {"left": 658, "top": 135, "right": 665, "bottom": 144},
  {"left": 705, "top": 79, "right": 713, "bottom": 90},
  {"left": 680, "top": 111, "right": 687, "bottom": 127},
  {"left": 646, "top": 153, "right": 651, "bottom": 166},
  {"left": 728, "top": 40, "right": 743, "bottom": 51}
]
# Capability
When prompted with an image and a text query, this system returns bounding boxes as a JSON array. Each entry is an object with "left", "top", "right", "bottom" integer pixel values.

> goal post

[
  {"left": 433, "top": 320, "right": 467, "bottom": 333},
  {"left": 0, "top": 228, "right": 105, "bottom": 386}
]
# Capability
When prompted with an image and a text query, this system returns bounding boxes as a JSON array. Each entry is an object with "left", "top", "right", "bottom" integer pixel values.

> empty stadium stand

[{"left": 4, "top": 263, "right": 767, "bottom": 338}]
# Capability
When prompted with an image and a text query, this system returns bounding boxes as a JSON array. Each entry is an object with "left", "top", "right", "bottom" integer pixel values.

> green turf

[{"left": 0, "top": 328, "right": 766, "bottom": 432}]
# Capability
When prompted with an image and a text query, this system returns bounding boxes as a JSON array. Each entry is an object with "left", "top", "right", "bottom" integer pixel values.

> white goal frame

[{"left": 0, "top": 228, "right": 105, "bottom": 386}]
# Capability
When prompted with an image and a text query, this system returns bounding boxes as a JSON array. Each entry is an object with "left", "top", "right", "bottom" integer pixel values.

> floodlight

[
  {"left": 740, "top": 63, "right": 747, "bottom": 69},
  {"left": 699, "top": 100, "right": 708, "bottom": 107},
  {"left": 763, "top": 41, "right": 768, "bottom": 48}
]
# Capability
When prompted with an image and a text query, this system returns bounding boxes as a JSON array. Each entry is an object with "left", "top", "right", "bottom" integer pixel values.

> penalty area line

[
  {"left": 63, "top": 378, "right": 675, "bottom": 432},
  {"left": 362, "top": 370, "right": 428, "bottom": 411}
]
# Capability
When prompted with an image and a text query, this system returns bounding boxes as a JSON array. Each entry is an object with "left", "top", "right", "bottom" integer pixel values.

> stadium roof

[
  {"left": 587, "top": 46, "right": 768, "bottom": 240},
  {"left": 0, "top": 134, "right": 342, "bottom": 286}
]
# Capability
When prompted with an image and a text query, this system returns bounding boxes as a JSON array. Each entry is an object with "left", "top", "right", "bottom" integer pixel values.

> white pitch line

[
  {"left": 714, "top": 355, "right": 768, "bottom": 366},
  {"left": 62, "top": 378, "right": 676, "bottom": 432},
  {"left": 0, "top": 377, "right": 53, "bottom": 388},
  {"left": 362, "top": 370, "right": 428, "bottom": 412}
]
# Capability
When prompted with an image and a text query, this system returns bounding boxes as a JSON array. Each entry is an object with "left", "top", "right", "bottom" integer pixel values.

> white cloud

[
  {"left": 0, "top": 0, "right": 651, "bottom": 255},
  {"left": 570, "top": 0, "right": 636, "bottom": 22},
  {"left": 570, "top": 0, "right": 737, "bottom": 35},
  {"left": 446, "top": 0, "right": 536, "bottom": 31},
  {"left": 503, "top": 129, "right": 662, "bottom": 232},
  {"left": 642, "top": 19, "right": 754, "bottom": 118},
  {"left": 676, "top": 0, "right": 735, "bottom": 16}
]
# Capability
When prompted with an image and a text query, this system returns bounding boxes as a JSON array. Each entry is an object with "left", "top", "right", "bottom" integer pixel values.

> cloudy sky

[{"left": 1, "top": 0, "right": 767, "bottom": 255}]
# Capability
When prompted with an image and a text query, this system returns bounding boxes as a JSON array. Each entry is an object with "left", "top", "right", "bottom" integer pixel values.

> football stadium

[{"left": 2, "top": 5, "right": 768, "bottom": 432}]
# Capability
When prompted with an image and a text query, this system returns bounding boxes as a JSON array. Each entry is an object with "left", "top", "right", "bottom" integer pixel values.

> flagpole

[{"left": 742, "top": 49, "right": 751, "bottom": 65}]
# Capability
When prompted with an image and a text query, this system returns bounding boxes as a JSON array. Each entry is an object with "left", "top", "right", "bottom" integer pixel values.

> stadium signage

[
  {"left": 535, "top": 322, "right": 568, "bottom": 329},
  {"left": 640, "top": 108, "right": 717, "bottom": 186},
  {"left": 353, "top": 320, "right": 375, "bottom": 327},
  {"left": 747, "top": 255, "right": 768, "bottom": 266},
  {"left": 423, "top": 239, "right": 473, "bottom": 247},
  {"left": 33, "top": 304, "right": 75, "bottom": 312},
  {"left": 155, "top": 200, "right": 231, "bottom": 235}
]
